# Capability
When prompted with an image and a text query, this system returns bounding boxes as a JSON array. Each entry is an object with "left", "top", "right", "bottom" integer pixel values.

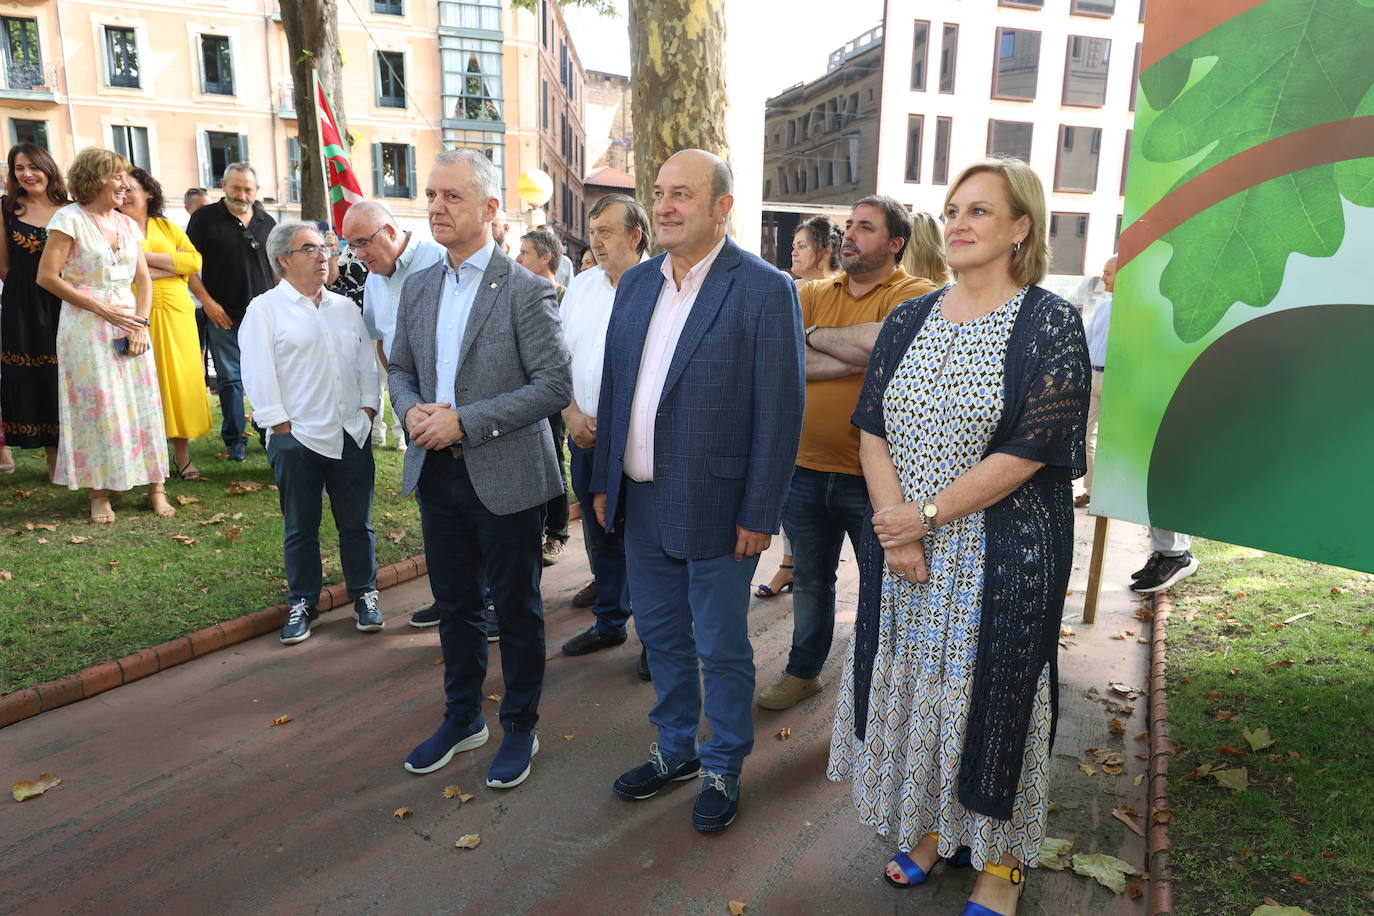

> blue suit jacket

[{"left": 591, "top": 237, "right": 805, "bottom": 560}]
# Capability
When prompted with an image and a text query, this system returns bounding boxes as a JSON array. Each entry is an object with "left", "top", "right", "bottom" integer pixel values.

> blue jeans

[
  {"left": 568, "top": 437, "right": 630, "bottom": 636},
  {"left": 206, "top": 321, "right": 246, "bottom": 447},
  {"left": 418, "top": 450, "right": 546, "bottom": 732},
  {"left": 623, "top": 479, "right": 758, "bottom": 775},
  {"left": 781, "top": 466, "right": 870, "bottom": 679},
  {"left": 266, "top": 432, "right": 377, "bottom": 605}
]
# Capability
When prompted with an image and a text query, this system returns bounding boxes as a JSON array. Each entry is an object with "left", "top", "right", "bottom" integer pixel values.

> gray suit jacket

[{"left": 388, "top": 245, "right": 572, "bottom": 515}]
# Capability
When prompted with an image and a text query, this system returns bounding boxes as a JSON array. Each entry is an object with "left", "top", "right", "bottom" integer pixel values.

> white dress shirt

[
  {"left": 362, "top": 234, "right": 446, "bottom": 360},
  {"left": 435, "top": 240, "right": 495, "bottom": 413},
  {"left": 623, "top": 235, "right": 727, "bottom": 482},
  {"left": 560, "top": 265, "right": 617, "bottom": 419},
  {"left": 1086, "top": 293, "right": 1112, "bottom": 369},
  {"left": 240, "top": 279, "right": 381, "bottom": 459}
]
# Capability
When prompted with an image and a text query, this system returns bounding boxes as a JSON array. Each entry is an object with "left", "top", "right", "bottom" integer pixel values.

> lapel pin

[{"left": 489, "top": 282, "right": 497, "bottom": 289}]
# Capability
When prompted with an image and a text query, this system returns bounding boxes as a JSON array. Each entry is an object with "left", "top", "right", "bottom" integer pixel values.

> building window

[
  {"left": 541, "top": 0, "right": 549, "bottom": 46},
  {"left": 199, "top": 35, "right": 234, "bottom": 96},
  {"left": 1048, "top": 212, "right": 1089, "bottom": 274},
  {"left": 1071, "top": 0, "right": 1115, "bottom": 14},
  {"left": 201, "top": 131, "right": 246, "bottom": 187},
  {"left": 911, "top": 20, "right": 929, "bottom": 91},
  {"left": 541, "top": 79, "right": 548, "bottom": 130},
  {"left": 939, "top": 24, "right": 958, "bottom": 94},
  {"left": 105, "top": 26, "right": 140, "bottom": 89},
  {"left": 440, "top": 0, "right": 500, "bottom": 31},
  {"left": 2, "top": 17, "right": 43, "bottom": 91},
  {"left": 992, "top": 28, "right": 1040, "bottom": 100},
  {"left": 987, "top": 120, "right": 1033, "bottom": 162},
  {"left": 442, "top": 36, "right": 502, "bottom": 122},
  {"left": 10, "top": 118, "right": 48, "bottom": 149},
  {"left": 1054, "top": 125, "right": 1102, "bottom": 192},
  {"left": 904, "top": 115, "right": 923, "bottom": 183},
  {"left": 1063, "top": 36, "right": 1110, "bottom": 107},
  {"left": 1140, "top": 0, "right": 1148, "bottom": 22},
  {"left": 287, "top": 136, "right": 301, "bottom": 203},
  {"left": 1000, "top": 0, "right": 1044, "bottom": 7},
  {"left": 1121, "top": 128, "right": 1132, "bottom": 195},
  {"left": 111, "top": 125, "right": 150, "bottom": 170},
  {"left": 933, "top": 116, "right": 952, "bottom": 185},
  {"left": 373, "top": 142, "right": 415, "bottom": 198},
  {"left": 372, "top": 0, "right": 403, "bottom": 15},
  {"left": 1130, "top": 42, "right": 1141, "bottom": 112},
  {"left": 376, "top": 51, "right": 406, "bottom": 108},
  {"left": 440, "top": 128, "right": 505, "bottom": 187}
]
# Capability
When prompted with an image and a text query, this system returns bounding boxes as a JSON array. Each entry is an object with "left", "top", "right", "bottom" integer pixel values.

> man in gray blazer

[{"left": 388, "top": 149, "right": 572, "bottom": 789}]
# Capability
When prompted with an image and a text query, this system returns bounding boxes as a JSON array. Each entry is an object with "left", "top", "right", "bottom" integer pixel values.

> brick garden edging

[
  {"left": 1147, "top": 590, "right": 1176, "bottom": 915},
  {"left": 0, "top": 554, "right": 428, "bottom": 730}
]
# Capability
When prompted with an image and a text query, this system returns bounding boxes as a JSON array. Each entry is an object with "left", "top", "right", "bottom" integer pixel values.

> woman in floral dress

[
  {"left": 0, "top": 142, "right": 70, "bottom": 477},
  {"left": 37, "top": 148, "right": 173, "bottom": 523},
  {"left": 829, "top": 159, "right": 1089, "bottom": 916}
]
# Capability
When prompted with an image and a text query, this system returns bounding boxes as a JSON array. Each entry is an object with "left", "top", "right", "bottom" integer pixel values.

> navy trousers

[
  {"left": 266, "top": 432, "right": 376, "bottom": 605},
  {"left": 568, "top": 437, "right": 630, "bottom": 636},
  {"left": 417, "top": 450, "right": 546, "bottom": 733},
  {"left": 623, "top": 479, "right": 759, "bottom": 775},
  {"left": 206, "top": 321, "right": 246, "bottom": 448}
]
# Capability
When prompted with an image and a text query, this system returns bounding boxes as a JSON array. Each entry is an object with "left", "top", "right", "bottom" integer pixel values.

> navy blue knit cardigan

[{"left": 848, "top": 284, "right": 1090, "bottom": 821}]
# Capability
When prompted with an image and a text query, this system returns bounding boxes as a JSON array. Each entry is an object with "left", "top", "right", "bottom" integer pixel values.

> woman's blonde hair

[
  {"left": 67, "top": 147, "right": 133, "bottom": 206},
  {"left": 944, "top": 157, "right": 1049, "bottom": 287},
  {"left": 902, "top": 211, "right": 949, "bottom": 286}
]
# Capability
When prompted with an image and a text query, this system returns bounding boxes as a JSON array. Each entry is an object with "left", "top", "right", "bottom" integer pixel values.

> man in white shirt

[
  {"left": 1079, "top": 254, "right": 1116, "bottom": 508},
  {"left": 557, "top": 194, "right": 649, "bottom": 662},
  {"left": 342, "top": 201, "right": 446, "bottom": 450},
  {"left": 240, "top": 221, "right": 383, "bottom": 646}
]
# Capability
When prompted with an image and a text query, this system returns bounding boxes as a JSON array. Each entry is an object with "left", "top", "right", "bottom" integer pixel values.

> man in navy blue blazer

[{"left": 591, "top": 149, "right": 805, "bottom": 832}]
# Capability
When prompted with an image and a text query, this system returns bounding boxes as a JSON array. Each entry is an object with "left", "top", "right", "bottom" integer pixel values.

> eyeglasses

[
  {"left": 240, "top": 228, "right": 260, "bottom": 251},
  {"left": 348, "top": 225, "right": 387, "bottom": 250},
  {"left": 286, "top": 244, "right": 331, "bottom": 258}
]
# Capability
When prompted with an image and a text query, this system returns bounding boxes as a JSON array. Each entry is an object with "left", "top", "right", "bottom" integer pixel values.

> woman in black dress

[{"left": 0, "top": 142, "right": 70, "bottom": 478}]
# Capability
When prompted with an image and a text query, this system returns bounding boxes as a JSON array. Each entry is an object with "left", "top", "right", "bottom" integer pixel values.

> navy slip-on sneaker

[
  {"left": 692, "top": 771, "right": 740, "bottom": 833},
  {"left": 404, "top": 718, "right": 489, "bottom": 774},
  {"left": 408, "top": 604, "right": 440, "bottom": 628},
  {"left": 613, "top": 742, "right": 700, "bottom": 800},
  {"left": 486, "top": 730, "right": 539, "bottom": 788}
]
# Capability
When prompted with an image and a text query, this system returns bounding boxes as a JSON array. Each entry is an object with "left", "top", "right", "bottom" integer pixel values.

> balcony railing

[{"left": 2, "top": 61, "right": 57, "bottom": 99}]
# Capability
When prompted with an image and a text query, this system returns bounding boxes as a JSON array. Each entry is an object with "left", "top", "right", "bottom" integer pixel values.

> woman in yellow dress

[{"left": 119, "top": 167, "right": 211, "bottom": 479}]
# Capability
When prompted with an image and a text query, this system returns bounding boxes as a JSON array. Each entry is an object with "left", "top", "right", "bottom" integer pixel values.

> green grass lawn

[
  {"left": 0, "top": 430, "right": 425, "bottom": 695},
  {"left": 1163, "top": 539, "right": 1374, "bottom": 914}
]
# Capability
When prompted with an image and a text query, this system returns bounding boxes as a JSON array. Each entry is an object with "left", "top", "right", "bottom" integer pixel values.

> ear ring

[{"left": 1013, "top": 241, "right": 1021, "bottom": 253}]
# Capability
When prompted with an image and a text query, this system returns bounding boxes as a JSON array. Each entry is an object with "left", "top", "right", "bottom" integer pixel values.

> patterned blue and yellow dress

[{"left": 828, "top": 286, "right": 1052, "bottom": 871}]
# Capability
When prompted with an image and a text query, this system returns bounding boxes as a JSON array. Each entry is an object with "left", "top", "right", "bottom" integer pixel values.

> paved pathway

[{"left": 2, "top": 509, "right": 1153, "bottom": 915}]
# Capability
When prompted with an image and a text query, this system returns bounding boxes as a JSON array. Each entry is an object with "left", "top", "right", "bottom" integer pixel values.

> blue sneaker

[
  {"left": 354, "top": 590, "right": 384, "bottom": 632},
  {"left": 692, "top": 770, "right": 740, "bottom": 833},
  {"left": 226, "top": 441, "right": 247, "bottom": 462},
  {"left": 279, "top": 599, "right": 319, "bottom": 645},
  {"left": 408, "top": 604, "right": 440, "bottom": 628},
  {"left": 486, "top": 730, "right": 539, "bottom": 788},
  {"left": 404, "top": 717, "right": 489, "bottom": 774},
  {"left": 484, "top": 603, "right": 499, "bottom": 642},
  {"left": 613, "top": 742, "right": 701, "bottom": 800}
]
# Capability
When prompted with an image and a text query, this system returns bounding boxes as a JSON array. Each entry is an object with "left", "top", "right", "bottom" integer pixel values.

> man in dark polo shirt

[{"left": 186, "top": 162, "right": 276, "bottom": 461}]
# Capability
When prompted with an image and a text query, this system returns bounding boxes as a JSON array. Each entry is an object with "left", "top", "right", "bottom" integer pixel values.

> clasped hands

[
  {"left": 406, "top": 402, "right": 463, "bottom": 450},
  {"left": 873, "top": 502, "right": 930, "bottom": 585}
]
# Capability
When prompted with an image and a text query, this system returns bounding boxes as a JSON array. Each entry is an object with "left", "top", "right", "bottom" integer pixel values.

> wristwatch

[
  {"left": 803, "top": 324, "right": 819, "bottom": 347},
  {"left": 921, "top": 499, "right": 940, "bottom": 533}
]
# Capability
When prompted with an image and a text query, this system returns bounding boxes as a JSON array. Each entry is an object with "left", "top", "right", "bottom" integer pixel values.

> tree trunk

[
  {"left": 628, "top": 0, "right": 730, "bottom": 212},
  {"left": 279, "top": 0, "right": 348, "bottom": 222}
]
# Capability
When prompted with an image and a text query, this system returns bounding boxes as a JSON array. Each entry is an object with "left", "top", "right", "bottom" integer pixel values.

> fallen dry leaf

[
  {"left": 1103, "top": 764, "right": 1123, "bottom": 776},
  {"left": 1112, "top": 807, "right": 1145, "bottom": 837},
  {"left": 172, "top": 535, "right": 197, "bottom": 547},
  {"left": 200, "top": 512, "right": 228, "bottom": 526},
  {"left": 776, "top": 727, "right": 791, "bottom": 741},
  {"left": 1078, "top": 763, "right": 1096, "bottom": 776},
  {"left": 1127, "top": 885, "right": 1143, "bottom": 900},
  {"left": 486, "top": 694, "right": 501, "bottom": 702},
  {"left": 1109, "top": 682, "right": 1140, "bottom": 699},
  {"left": 431, "top": 658, "right": 443, "bottom": 665},
  {"left": 1243, "top": 726, "right": 1277, "bottom": 752},
  {"left": 223, "top": 526, "right": 246, "bottom": 542},
  {"left": 35, "top": 537, "right": 47, "bottom": 544},
  {"left": 1071, "top": 851, "right": 1141, "bottom": 893},
  {"left": 1204, "top": 691, "right": 1225, "bottom": 700},
  {"left": 1218, "top": 745, "right": 1245, "bottom": 758},
  {"left": 1289, "top": 872, "right": 1313, "bottom": 886},
  {"left": 460, "top": 792, "right": 474, "bottom": 803},
  {"left": 270, "top": 715, "right": 292, "bottom": 727},
  {"left": 442, "top": 785, "right": 464, "bottom": 799},
  {"left": 1060, "top": 624, "right": 1075, "bottom": 637},
  {"left": 11, "top": 772, "right": 61, "bottom": 801},
  {"left": 727, "top": 902, "right": 747, "bottom": 916},
  {"left": 394, "top": 807, "right": 413, "bottom": 819},
  {"left": 0, "top": 570, "right": 12, "bottom": 582},
  {"left": 1214, "top": 767, "right": 1249, "bottom": 792},
  {"left": 67, "top": 535, "right": 91, "bottom": 544},
  {"left": 1037, "top": 836, "right": 1073, "bottom": 870},
  {"left": 1216, "top": 710, "right": 1235, "bottom": 722},
  {"left": 1250, "top": 905, "right": 1316, "bottom": 916},
  {"left": 1087, "top": 748, "right": 1125, "bottom": 766},
  {"left": 1265, "top": 659, "right": 1294, "bottom": 671},
  {"left": 1109, "top": 718, "right": 1126, "bottom": 736},
  {"left": 32, "top": 522, "right": 57, "bottom": 531},
  {"left": 564, "top": 734, "right": 575, "bottom": 741},
  {"left": 175, "top": 494, "right": 200, "bottom": 506},
  {"left": 454, "top": 834, "right": 481, "bottom": 849},
  {"left": 1135, "top": 731, "right": 1149, "bottom": 742},
  {"left": 1282, "top": 611, "right": 1316, "bottom": 625},
  {"left": 226, "top": 480, "right": 262, "bottom": 495}
]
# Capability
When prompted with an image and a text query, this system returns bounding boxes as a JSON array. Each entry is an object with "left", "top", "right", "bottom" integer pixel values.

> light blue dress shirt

[
  {"left": 1085, "top": 293, "right": 1112, "bottom": 369},
  {"left": 434, "top": 240, "right": 495, "bottom": 415}
]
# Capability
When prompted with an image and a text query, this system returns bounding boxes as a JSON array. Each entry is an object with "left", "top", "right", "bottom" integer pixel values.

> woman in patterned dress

[
  {"left": 0, "top": 143, "right": 71, "bottom": 478},
  {"left": 828, "top": 159, "right": 1089, "bottom": 916},
  {"left": 37, "top": 148, "right": 173, "bottom": 523}
]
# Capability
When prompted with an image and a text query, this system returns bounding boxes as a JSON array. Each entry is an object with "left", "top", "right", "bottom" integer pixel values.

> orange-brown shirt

[{"left": 796, "top": 266, "right": 937, "bottom": 476}]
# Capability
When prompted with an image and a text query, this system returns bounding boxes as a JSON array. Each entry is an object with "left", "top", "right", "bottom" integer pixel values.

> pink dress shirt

[{"left": 623, "top": 235, "right": 728, "bottom": 482}]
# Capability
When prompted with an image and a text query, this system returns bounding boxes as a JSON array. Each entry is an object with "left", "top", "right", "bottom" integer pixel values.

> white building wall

[{"left": 877, "top": 0, "right": 1143, "bottom": 282}]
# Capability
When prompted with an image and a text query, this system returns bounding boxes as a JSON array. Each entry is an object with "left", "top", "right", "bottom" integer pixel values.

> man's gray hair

[
  {"left": 266, "top": 220, "right": 318, "bottom": 275},
  {"left": 222, "top": 162, "right": 257, "bottom": 184},
  {"left": 434, "top": 148, "right": 501, "bottom": 204},
  {"left": 346, "top": 199, "right": 397, "bottom": 228},
  {"left": 710, "top": 158, "right": 733, "bottom": 202},
  {"left": 521, "top": 228, "right": 562, "bottom": 266},
  {"left": 589, "top": 194, "right": 651, "bottom": 255}
]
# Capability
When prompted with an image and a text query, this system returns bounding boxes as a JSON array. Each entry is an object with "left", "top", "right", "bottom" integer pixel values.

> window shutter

[
  {"left": 237, "top": 133, "right": 249, "bottom": 168},
  {"left": 196, "top": 131, "right": 210, "bottom": 187},
  {"left": 196, "top": 35, "right": 207, "bottom": 93},
  {"left": 372, "top": 142, "right": 383, "bottom": 196},
  {"left": 406, "top": 145, "right": 416, "bottom": 198}
]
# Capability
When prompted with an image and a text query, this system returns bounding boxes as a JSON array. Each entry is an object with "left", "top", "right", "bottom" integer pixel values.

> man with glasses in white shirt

[{"left": 241, "top": 221, "right": 383, "bottom": 646}]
